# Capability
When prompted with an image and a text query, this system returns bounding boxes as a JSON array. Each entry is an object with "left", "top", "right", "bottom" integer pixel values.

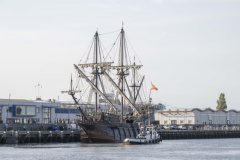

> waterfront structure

[
  {"left": 0, "top": 98, "right": 82, "bottom": 124},
  {"left": 154, "top": 108, "right": 240, "bottom": 125}
]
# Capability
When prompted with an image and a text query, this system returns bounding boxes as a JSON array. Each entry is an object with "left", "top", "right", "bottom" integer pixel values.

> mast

[
  {"left": 76, "top": 30, "right": 117, "bottom": 114},
  {"left": 94, "top": 31, "right": 98, "bottom": 115},
  {"left": 120, "top": 28, "right": 124, "bottom": 122},
  {"left": 133, "top": 61, "right": 136, "bottom": 106},
  {"left": 61, "top": 75, "right": 88, "bottom": 121}
]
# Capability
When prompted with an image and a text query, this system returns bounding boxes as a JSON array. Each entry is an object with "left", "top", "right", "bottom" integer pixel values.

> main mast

[
  {"left": 133, "top": 61, "right": 136, "bottom": 106},
  {"left": 94, "top": 31, "right": 98, "bottom": 115},
  {"left": 120, "top": 28, "right": 124, "bottom": 122},
  {"left": 104, "top": 27, "right": 142, "bottom": 120}
]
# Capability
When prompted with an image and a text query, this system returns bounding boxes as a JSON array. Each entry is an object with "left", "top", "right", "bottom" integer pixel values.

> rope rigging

[
  {"left": 98, "top": 29, "right": 121, "bottom": 35},
  {"left": 125, "top": 34, "right": 142, "bottom": 65},
  {"left": 63, "top": 27, "right": 150, "bottom": 116},
  {"left": 79, "top": 37, "right": 94, "bottom": 64}
]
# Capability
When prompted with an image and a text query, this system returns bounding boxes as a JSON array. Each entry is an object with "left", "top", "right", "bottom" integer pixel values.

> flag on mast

[{"left": 150, "top": 83, "right": 158, "bottom": 91}]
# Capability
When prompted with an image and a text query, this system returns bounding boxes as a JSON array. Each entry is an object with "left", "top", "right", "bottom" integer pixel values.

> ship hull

[{"left": 79, "top": 120, "right": 139, "bottom": 143}]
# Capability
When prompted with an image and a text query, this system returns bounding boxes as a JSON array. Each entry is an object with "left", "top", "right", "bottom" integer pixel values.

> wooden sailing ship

[{"left": 62, "top": 27, "right": 150, "bottom": 143}]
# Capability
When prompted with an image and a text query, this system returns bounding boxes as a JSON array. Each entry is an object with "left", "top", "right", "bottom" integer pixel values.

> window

[
  {"left": 188, "top": 120, "right": 192, "bottom": 124},
  {"left": 9, "top": 107, "right": 12, "bottom": 112},
  {"left": 15, "top": 118, "right": 21, "bottom": 124},
  {"left": 36, "top": 107, "right": 40, "bottom": 113},
  {"left": 43, "top": 108, "right": 51, "bottom": 124},
  {"left": 17, "top": 106, "right": 25, "bottom": 115},
  {"left": 15, "top": 106, "right": 36, "bottom": 116},
  {"left": 26, "top": 106, "right": 35, "bottom": 115},
  {"left": 164, "top": 120, "right": 168, "bottom": 124},
  {"left": 70, "top": 119, "right": 75, "bottom": 124},
  {"left": 9, "top": 118, "right": 39, "bottom": 124},
  {"left": 171, "top": 120, "right": 177, "bottom": 125},
  {"left": 180, "top": 120, "right": 184, "bottom": 124},
  {"left": 55, "top": 108, "right": 80, "bottom": 114}
]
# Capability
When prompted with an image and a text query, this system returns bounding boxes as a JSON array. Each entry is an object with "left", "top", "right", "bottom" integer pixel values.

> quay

[
  {"left": 0, "top": 130, "right": 81, "bottom": 144},
  {"left": 1, "top": 129, "right": 240, "bottom": 144},
  {"left": 0, "top": 122, "right": 81, "bottom": 144},
  {"left": 158, "top": 130, "right": 240, "bottom": 140}
]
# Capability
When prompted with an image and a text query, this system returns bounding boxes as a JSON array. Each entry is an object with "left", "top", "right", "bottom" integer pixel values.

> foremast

[
  {"left": 61, "top": 74, "right": 89, "bottom": 121},
  {"left": 94, "top": 31, "right": 98, "bottom": 116},
  {"left": 120, "top": 28, "right": 125, "bottom": 122},
  {"left": 77, "top": 31, "right": 117, "bottom": 113}
]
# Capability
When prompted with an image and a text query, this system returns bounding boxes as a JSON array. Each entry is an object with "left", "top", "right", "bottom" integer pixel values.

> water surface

[{"left": 1, "top": 139, "right": 240, "bottom": 160}]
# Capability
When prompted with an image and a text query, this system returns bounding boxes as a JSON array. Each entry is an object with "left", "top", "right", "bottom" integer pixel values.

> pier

[
  {"left": 0, "top": 130, "right": 81, "bottom": 144},
  {"left": 1, "top": 123, "right": 240, "bottom": 143},
  {"left": 158, "top": 130, "right": 240, "bottom": 140}
]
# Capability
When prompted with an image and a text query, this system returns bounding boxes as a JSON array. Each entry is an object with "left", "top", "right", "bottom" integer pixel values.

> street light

[{"left": 6, "top": 93, "right": 11, "bottom": 124}]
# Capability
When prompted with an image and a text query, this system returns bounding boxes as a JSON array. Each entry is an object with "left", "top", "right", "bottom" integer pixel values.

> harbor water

[{"left": 1, "top": 139, "right": 240, "bottom": 160}]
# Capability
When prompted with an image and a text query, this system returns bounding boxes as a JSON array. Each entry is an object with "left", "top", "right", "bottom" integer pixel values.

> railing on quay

[{"left": 157, "top": 124, "right": 240, "bottom": 140}]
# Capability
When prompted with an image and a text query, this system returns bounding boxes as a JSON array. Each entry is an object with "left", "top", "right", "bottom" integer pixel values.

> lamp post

[
  {"left": 6, "top": 93, "right": 11, "bottom": 124},
  {"left": 68, "top": 106, "right": 70, "bottom": 124}
]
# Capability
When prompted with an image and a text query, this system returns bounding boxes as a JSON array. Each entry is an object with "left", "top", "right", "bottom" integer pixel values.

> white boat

[{"left": 123, "top": 125, "right": 162, "bottom": 145}]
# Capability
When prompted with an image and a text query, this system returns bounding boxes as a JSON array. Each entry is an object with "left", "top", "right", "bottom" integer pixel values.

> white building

[{"left": 155, "top": 108, "right": 240, "bottom": 125}]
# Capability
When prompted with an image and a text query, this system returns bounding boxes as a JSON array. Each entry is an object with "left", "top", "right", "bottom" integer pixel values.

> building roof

[
  {"left": 192, "top": 108, "right": 240, "bottom": 113},
  {"left": 0, "top": 99, "right": 32, "bottom": 102},
  {"left": 155, "top": 108, "right": 194, "bottom": 113},
  {"left": 155, "top": 108, "right": 240, "bottom": 114}
]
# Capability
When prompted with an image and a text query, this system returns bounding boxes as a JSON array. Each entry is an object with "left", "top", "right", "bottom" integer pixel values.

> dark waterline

[{"left": 1, "top": 139, "right": 240, "bottom": 160}]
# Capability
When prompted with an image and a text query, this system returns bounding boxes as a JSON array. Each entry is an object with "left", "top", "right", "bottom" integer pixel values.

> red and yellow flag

[{"left": 150, "top": 83, "right": 158, "bottom": 91}]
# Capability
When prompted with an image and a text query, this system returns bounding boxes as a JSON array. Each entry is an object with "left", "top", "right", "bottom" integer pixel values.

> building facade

[
  {"left": 154, "top": 108, "right": 195, "bottom": 125},
  {"left": 155, "top": 108, "right": 240, "bottom": 125},
  {"left": 0, "top": 99, "right": 82, "bottom": 124}
]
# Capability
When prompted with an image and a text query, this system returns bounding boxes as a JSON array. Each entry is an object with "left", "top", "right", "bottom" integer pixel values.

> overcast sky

[{"left": 0, "top": 0, "right": 239, "bottom": 109}]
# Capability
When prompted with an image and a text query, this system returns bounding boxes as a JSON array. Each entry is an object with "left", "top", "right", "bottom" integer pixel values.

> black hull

[{"left": 79, "top": 120, "right": 139, "bottom": 143}]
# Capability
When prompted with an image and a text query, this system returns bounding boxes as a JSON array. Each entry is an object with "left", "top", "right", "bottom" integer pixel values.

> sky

[{"left": 0, "top": 0, "right": 240, "bottom": 110}]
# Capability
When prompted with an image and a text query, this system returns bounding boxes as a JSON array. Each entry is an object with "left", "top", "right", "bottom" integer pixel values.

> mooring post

[
  {"left": 3, "top": 131, "right": 6, "bottom": 144},
  {"left": 27, "top": 131, "right": 30, "bottom": 143},
  {"left": 15, "top": 131, "right": 18, "bottom": 140},
  {"left": 60, "top": 131, "right": 63, "bottom": 143},
  {"left": 49, "top": 131, "right": 52, "bottom": 143},
  {"left": 71, "top": 131, "right": 74, "bottom": 142},
  {"left": 38, "top": 131, "right": 41, "bottom": 143}
]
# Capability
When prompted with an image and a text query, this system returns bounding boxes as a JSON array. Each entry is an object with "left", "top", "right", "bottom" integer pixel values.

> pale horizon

[{"left": 0, "top": 0, "right": 239, "bottom": 110}]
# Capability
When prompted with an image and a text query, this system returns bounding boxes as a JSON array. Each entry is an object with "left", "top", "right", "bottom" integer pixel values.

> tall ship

[{"left": 62, "top": 26, "right": 151, "bottom": 143}]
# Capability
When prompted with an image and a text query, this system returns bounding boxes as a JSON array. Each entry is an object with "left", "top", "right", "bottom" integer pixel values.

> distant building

[
  {"left": 154, "top": 108, "right": 240, "bottom": 125},
  {"left": 153, "top": 103, "right": 166, "bottom": 111}
]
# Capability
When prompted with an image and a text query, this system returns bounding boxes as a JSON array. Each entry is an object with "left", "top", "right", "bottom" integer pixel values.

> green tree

[{"left": 216, "top": 93, "right": 227, "bottom": 109}]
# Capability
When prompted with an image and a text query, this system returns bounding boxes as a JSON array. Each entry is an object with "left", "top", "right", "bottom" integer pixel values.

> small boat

[{"left": 123, "top": 125, "right": 162, "bottom": 145}]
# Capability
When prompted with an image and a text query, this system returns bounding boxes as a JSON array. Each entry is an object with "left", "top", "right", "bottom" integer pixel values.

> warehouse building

[{"left": 154, "top": 108, "right": 240, "bottom": 125}]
